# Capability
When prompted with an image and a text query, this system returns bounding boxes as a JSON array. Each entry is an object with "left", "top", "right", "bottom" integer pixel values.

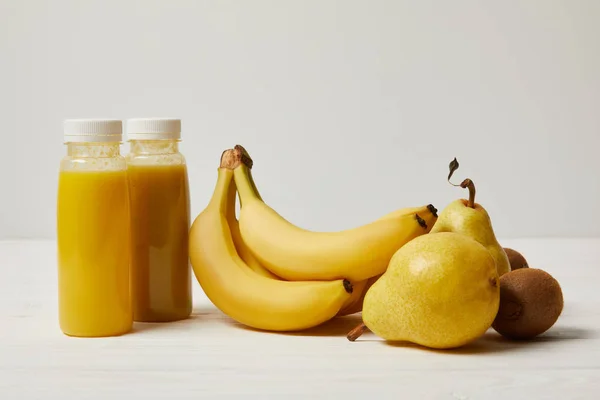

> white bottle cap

[
  {"left": 63, "top": 119, "right": 123, "bottom": 143},
  {"left": 126, "top": 118, "right": 181, "bottom": 140}
]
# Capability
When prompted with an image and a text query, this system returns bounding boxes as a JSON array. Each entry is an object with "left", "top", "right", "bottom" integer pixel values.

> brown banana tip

[
  {"left": 234, "top": 144, "right": 254, "bottom": 169},
  {"left": 343, "top": 279, "right": 354, "bottom": 294},
  {"left": 347, "top": 322, "right": 368, "bottom": 341},
  {"left": 219, "top": 149, "right": 238, "bottom": 169},
  {"left": 427, "top": 204, "right": 438, "bottom": 218},
  {"left": 415, "top": 213, "right": 427, "bottom": 229}
]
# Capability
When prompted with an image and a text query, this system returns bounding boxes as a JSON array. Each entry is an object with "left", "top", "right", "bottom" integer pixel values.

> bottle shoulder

[
  {"left": 60, "top": 155, "right": 128, "bottom": 172},
  {"left": 125, "top": 151, "right": 187, "bottom": 166}
]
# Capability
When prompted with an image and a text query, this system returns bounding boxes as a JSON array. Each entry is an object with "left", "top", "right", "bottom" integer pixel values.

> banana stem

[
  {"left": 225, "top": 177, "right": 238, "bottom": 220},
  {"left": 233, "top": 165, "right": 262, "bottom": 204},
  {"left": 233, "top": 144, "right": 263, "bottom": 202},
  {"left": 219, "top": 145, "right": 262, "bottom": 206},
  {"left": 246, "top": 167, "right": 263, "bottom": 202},
  {"left": 211, "top": 168, "right": 234, "bottom": 212},
  {"left": 347, "top": 322, "right": 369, "bottom": 341}
]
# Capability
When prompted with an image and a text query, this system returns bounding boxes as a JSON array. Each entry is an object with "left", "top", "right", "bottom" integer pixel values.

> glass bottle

[
  {"left": 57, "top": 119, "right": 132, "bottom": 337},
  {"left": 125, "top": 118, "right": 193, "bottom": 322}
]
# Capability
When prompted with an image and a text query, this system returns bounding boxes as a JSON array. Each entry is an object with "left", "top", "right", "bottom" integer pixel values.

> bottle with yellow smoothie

[
  {"left": 125, "top": 118, "right": 192, "bottom": 322},
  {"left": 57, "top": 119, "right": 133, "bottom": 337}
]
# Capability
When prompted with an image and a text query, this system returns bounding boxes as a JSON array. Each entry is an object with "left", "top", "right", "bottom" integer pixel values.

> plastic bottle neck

[
  {"left": 67, "top": 142, "right": 121, "bottom": 158},
  {"left": 129, "top": 140, "right": 180, "bottom": 155}
]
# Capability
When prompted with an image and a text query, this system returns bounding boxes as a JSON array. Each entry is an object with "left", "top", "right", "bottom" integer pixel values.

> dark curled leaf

[{"left": 448, "top": 157, "right": 459, "bottom": 182}]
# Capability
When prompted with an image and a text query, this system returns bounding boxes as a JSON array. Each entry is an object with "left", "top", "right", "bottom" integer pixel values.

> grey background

[{"left": 1, "top": 0, "right": 599, "bottom": 239}]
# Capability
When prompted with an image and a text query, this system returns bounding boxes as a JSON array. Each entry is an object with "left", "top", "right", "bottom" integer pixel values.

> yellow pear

[
  {"left": 430, "top": 200, "right": 510, "bottom": 276},
  {"left": 348, "top": 232, "right": 500, "bottom": 349},
  {"left": 430, "top": 158, "right": 510, "bottom": 276}
]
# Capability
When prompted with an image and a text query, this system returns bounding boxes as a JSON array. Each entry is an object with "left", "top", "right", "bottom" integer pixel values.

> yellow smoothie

[
  {"left": 57, "top": 169, "right": 132, "bottom": 337},
  {"left": 127, "top": 163, "right": 192, "bottom": 322}
]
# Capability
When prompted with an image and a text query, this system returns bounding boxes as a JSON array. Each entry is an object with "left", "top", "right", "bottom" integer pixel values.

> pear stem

[
  {"left": 447, "top": 158, "right": 476, "bottom": 208},
  {"left": 347, "top": 322, "right": 369, "bottom": 341},
  {"left": 460, "top": 178, "right": 476, "bottom": 208}
]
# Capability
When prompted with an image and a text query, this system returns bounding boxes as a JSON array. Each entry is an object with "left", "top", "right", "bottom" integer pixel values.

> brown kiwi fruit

[
  {"left": 503, "top": 247, "right": 529, "bottom": 270},
  {"left": 492, "top": 268, "right": 563, "bottom": 339}
]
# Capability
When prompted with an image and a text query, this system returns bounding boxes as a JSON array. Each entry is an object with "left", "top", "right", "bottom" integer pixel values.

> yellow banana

[
  {"left": 337, "top": 279, "right": 368, "bottom": 316},
  {"left": 225, "top": 179, "right": 281, "bottom": 280},
  {"left": 377, "top": 204, "right": 438, "bottom": 221},
  {"left": 337, "top": 274, "right": 382, "bottom": 316},
  {"left": 189, "top": 160, "right": 353, "bottom": 332},
  {"left": 232, "top": 147, "right": 438, "bottom": 282}
]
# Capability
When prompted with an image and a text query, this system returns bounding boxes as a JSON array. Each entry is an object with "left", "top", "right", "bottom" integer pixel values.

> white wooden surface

[{"left": 1, "top": 239, "right": 598, "bottom": 399}]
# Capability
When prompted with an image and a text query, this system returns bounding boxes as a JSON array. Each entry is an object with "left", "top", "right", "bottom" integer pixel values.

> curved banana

[
  {"left": 225, "top": 179, "right": 281, "bottom": 280},
  {"left": 189, "top": 162, "right": 353, "bottom": 332},
  {"left": 337, "top": 274, "right": 382, "bottom": 316},
  {"left": 232, "top": 149, "right": 438, "bottom": 282},
  {"left": 337, "top": 279, "right": 368, "bottom": 316},
  {"left": 377, "top": 204, "right": 438, "bottom": 221}
]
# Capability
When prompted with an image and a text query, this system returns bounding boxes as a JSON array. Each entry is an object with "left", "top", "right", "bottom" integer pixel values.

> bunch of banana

[{"left": 189, "top": 146, "right": 438, "bottom": 332}]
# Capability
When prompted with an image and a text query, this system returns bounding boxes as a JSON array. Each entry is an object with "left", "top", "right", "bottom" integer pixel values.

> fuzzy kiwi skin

[
  {"left": 503, "top": 247, "right": 529, "bottom": 270},
  {"left": 492, "top": 268, "right": 563, "bottom": 340}
]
